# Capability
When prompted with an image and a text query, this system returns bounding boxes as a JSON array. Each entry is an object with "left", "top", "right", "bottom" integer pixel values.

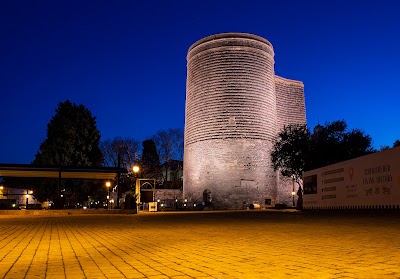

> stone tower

[{"left": 184, "top": 33, "right": 306, "bottom": 209}]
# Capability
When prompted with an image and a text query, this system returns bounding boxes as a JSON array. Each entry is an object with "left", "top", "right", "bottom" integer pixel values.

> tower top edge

[
  {"left": 274, "top": 75, "right": 304, "bottom": 86},
  {"left": 188, "top": 32, "right": 273, "bottom": 53}
]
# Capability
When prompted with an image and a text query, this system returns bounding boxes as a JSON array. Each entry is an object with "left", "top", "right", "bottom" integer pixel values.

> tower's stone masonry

[
  {"left": 275, "top": 76, "right": 306, "bottom": 133},
  {"left": 274, "top": 76, "right": 306, "bottom": 205},
  {"left": 184, "top": 33, "right": 306, "bottom": 209}
]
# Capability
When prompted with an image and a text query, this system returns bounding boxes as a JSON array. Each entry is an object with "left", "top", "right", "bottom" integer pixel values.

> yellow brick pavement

[{"left": 0, "top": 210, "right": 399, "bottom": 279}]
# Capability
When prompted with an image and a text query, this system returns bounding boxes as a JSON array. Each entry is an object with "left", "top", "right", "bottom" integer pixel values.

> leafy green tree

[
  {"left": 32, "top": 100, "right": 103, "bottom": 205},
  {"left": 34, "top": 100, "right": 102, "bottom": 166},
  {"left": 343, "top": 128, "right": 374, "bottom": 157},
  {"left": 140, "top": 139, "right": 162, "bottom": 182},
  {"left": 309, "top": 120, "right": 374, "bottom": 170},
  {"left": 271, "top": 120, "right": 375, "bottom": 182},
  {"left": 271, "top": 124, "right": 311, "bottom": 184},
  {"left": 311, "top": 120, "right": 346, "bottom": 169}
]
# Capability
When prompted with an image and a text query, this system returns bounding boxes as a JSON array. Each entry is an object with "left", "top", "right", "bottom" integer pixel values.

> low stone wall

[{"left": 0, "top": 209, "right": 137, "bottom": 215}]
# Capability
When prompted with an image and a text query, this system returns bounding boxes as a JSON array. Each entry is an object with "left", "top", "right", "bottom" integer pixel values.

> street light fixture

[
  {"left": 26, "top": 190, "right": 33, "bottom": 209},
  {"left": 291, "top": 175, "right": 296, "bottom": 207},
  {"left": 132, "top": 165, "right": 140, "bottom": 213},
  {"left": 106, "top": 181, "right": 111, "bottom": 209}
]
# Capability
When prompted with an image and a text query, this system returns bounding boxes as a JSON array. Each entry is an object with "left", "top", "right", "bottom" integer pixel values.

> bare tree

[
  {"left": 100, "top": 137, "right": 141, "bottom": 207},
  {"left": 100, "top": 137, "right": 141, "bottom": 168},
  {"left": 152, "top": 128, "right": 183, "bottom": 182}
]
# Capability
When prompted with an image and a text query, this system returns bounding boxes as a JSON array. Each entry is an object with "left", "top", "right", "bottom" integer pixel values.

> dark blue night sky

[{"left": 1, "top": 0, "right": 399, "bottom": 163}]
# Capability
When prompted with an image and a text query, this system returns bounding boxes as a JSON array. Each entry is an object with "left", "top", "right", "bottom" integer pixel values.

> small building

[{"left": 0, "top": 186, "right": 40, "bottom": 209}]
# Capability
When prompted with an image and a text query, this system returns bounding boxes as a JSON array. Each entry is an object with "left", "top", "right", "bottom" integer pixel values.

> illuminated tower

[{"left": 184, "top": 33, "right": 305, "bottom": 209}]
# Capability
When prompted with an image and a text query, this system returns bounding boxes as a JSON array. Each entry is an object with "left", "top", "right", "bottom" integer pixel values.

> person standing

[{"left": 296, "top": 186, "right": 303, "bottom": 210}]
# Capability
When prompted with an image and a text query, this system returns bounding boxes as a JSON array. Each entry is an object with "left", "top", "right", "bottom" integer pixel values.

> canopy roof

[{"left": 0, "top": 164, "right": 127, "bottom": 180}]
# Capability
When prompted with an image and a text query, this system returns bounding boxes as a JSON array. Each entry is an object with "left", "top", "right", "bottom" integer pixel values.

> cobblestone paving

[{"left": 0, "top": 210, "right": 399, "bottom": 279}]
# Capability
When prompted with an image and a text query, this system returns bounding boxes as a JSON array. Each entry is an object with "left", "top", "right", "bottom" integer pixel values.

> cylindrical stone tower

[{"left": 184, "top": 33, "right": 278, "bottom": 209}]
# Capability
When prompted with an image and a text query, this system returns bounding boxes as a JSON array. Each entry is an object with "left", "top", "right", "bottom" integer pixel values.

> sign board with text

[{"left": 303, "top": 147, "right": 400, "bottom": 209}]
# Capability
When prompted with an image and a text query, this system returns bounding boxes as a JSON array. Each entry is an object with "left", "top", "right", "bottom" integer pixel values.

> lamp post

[
  {"left": 106, "top": 181, "right": 111, "bottom": 209},
  {"left": 26, "top": 190, "right": 33, "bottom": 209},
  {"left": 291, "top": 175, "right": 296, "bottom": 207},
  {"left": 132, "top": 165, "right": 140, "bottom": 213},
  {"left": 132, "top": 165, "right": 140, "bottom": 175},
  {"left": 116, "top": 153, "right": 121, "bottom": 208}
]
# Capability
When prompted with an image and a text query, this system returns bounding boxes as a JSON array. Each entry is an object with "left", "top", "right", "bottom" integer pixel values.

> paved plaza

[{"left": 0, "top": 210, "right": 399, "bottom": 279}]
